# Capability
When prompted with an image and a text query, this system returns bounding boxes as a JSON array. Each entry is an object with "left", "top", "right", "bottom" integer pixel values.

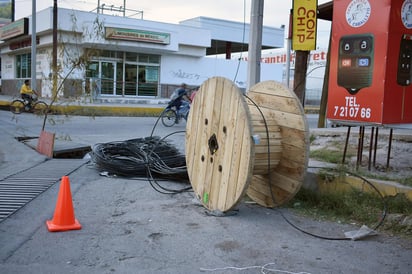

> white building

[
  {"left": 0, "top": 7, "right": 284, "bottom": 100},
  {"left": 233, "top": 48, "right": 328, "bottom": 105}
]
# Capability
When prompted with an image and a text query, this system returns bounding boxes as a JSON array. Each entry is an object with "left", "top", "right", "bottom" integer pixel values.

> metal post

[
  {"left": 11, "top": 0, "right": 15, "bottom": 21},
  {"left": 368, "top": 127, "right": 374, "bottom": 171},
  {"left": 247, "top": 0, "right": 264, "bottom": 90},
  {"left": 356, "top": 126, "right": 364, "bottom": 170},
  {"left": 359, "top": 126, "right": 365, "bottom": 164},
  {"left": 285, "top": 39, "right": 291, "bottom": 87},
  {"left": 373, "top": 127, "right": 379, "bottom": 166},
  {"left": 342, "top": 126, "right": 351, "bottom": 164},
  {"left": 31, "top": 0, "right": 36, "bottom": 90},
  {"left": 285, "top": 10, "right": 292, "bottom": 88},
  {"left": 52, "top": 0, "right": 57, "bottom": 99},
  {"left": 123, "top": 0, "right": 126, "bottom": 17},
  {"left": 387, "top": 128, "right": 393, "bottom": 170}
]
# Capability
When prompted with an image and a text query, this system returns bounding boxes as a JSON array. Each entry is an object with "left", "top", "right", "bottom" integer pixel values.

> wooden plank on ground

[{"left": 37, "top": 130, "right": 55, "bottom": 158}]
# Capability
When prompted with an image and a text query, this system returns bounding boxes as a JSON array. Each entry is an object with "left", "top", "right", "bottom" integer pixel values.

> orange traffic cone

[{"left": 46, "top": 176, "right": 82, "bottom": 232}]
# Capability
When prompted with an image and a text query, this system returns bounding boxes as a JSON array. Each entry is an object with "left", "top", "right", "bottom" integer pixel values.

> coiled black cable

[{"left": 90, "top": 136, "right": 189, "bottom": 182}]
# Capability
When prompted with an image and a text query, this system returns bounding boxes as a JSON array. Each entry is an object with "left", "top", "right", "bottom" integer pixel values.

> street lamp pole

[
  {"left": 31, "top": 0, "right": 36, "bottom": 90},
  {"left": 53, "top": 0, "right": 58, "bottom": 98},
  {"left": 247, "top": 0, "right": 264, "bottom": 91}
]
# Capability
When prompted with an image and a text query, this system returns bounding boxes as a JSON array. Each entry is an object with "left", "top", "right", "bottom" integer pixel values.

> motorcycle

[{"left": 161, "top": 97, "right": 190, "bottom": 127}]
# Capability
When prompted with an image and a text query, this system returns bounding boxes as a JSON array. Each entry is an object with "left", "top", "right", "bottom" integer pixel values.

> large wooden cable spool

[{"left": 185, "top": 77, "right": 309, "bottom": 212}]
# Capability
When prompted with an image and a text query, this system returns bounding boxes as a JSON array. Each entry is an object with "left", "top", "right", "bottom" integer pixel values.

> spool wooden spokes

[{"left": 185, "top": 77, "right": 309, "bottom": 212}]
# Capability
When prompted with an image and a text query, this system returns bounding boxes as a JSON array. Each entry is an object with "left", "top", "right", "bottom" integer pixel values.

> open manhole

[{"left": 16, "top": 136, "right": 91, "bottom": 159}]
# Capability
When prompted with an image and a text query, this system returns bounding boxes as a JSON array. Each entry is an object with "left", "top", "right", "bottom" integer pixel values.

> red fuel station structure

[
  {"left": 327, "top": 0, "right": 412, "bottom": 125},
  {"left": 325, "top": 0, "right": 412, "bottom": 169}
]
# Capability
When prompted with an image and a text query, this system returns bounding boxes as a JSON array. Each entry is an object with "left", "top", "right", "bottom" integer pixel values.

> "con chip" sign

[{"left": 292, "top": 0, "right": 318, "bottom": 50}]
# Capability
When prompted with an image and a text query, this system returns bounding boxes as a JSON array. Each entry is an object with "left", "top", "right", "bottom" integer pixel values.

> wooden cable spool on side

[{"left": 185, "top": 77, "right": 309, "bottom": 212}]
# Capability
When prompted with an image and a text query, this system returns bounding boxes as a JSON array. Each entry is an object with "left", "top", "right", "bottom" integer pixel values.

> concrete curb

[
  {"left": 49, "top": 104, "right": 165, "bottom": 116},
  {"left": 0, "top": 98, "right": 9, "bottom": 107},
  {"left": 316, "top": 173, "right": 412, "bottom": 202},
  {"left": 1, "top": 97, "right": 317, "bottom": 116},
  {"left": 0, "top": 98, "right": 166, "bottom": 116}
]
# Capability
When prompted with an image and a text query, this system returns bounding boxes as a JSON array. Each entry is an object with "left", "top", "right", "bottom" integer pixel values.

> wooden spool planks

[
  {"left": 245, "top": 81, "right": 309, "bottom": 208},
  {"left": 185, "top": 77, "right": 254, "bottom": 212},
  {"left": 249, "top": 112, "right": 282, "bottom": 175}
]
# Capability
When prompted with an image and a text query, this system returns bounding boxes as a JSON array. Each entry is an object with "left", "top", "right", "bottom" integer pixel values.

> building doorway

[
  {"left": 100, "top": 61, "right": 116, "bottom": 95},
  {"left": 125, "top": 63, "right": 137, "bottom": 96},
  {"left": 86, "top": 51, "right": 160, "bottom": 97}
]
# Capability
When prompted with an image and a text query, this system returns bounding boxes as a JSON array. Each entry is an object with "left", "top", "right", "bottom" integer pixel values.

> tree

[{"left": 40, "top": 13, "right": 104, "bottom": 131}]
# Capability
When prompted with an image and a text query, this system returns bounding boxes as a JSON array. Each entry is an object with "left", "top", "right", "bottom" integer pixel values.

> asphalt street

[{"left": 0, "top": 110, "right": 411, "bottom": 274}]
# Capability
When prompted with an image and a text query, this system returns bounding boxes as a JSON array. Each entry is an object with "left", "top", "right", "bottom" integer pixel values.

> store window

[
  {"left": 16, "top": 53, "right": 31, "bottom": 78},
  {"left": 100, "top": 50, "right": 119, "bottom": 59},
  {"left": 87, "top": 50, "right": 160, "bottom": 97},
  {"left": 139, "top": 54, "right": 160, "bottom": 64},
  {"left": 126, "top": 52, "right": 138, "bottom": 62},
  {"left": 138, "top": 65, "right": 159, "bottom": 96},
  {"left": 136, "top": 54, "right": 160, "bottom": 96}
]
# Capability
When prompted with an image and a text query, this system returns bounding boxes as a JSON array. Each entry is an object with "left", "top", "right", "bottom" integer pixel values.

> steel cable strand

[
  {"left": 146, "top": 148, "right": 189, "bottom": 181},
  {"left": 91, "top": 142, "right": 149, "bottom": 177},
  {"left": 305, "top": 166, "right": 388, "bottom": 232},
  {"left": 144, "top": 131, "right": 191, "bottom": 192},
  {"left": 101, "top": 143, "right": 147, "bottom": 176},
  {"left": 128, "top": 136, "right": 186, "bottom": 172},
  {"left": 145, "top": 161, "right": 192, "bottom": 194},
  {"left": 149, "top": 152, "right": 187, "bottom": 175},
  {"left": 146, "top": 131, "right": 189, "bottom": 178},
  {"left": 150, "top": 107, "right": 169, "bottom": 137},
  {"left": 142, "top": 139, "right": 188, "bottom": 179}
]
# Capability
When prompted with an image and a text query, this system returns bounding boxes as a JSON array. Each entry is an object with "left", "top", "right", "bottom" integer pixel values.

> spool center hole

[{"left": 208, "top": 134, "right": 219, "bottom": 155}]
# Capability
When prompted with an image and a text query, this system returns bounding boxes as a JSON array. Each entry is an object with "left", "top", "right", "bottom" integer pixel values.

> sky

[{"left": 14, "top": 0, "right": 332, "bottom": 48}]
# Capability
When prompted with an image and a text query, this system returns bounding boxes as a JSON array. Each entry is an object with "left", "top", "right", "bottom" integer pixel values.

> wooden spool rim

[
  {"left": 185, "top": 77, "right": 254, "bottom": 212},
  {"left": 245, "top": 81, "right": 309, "bottom": 208}
]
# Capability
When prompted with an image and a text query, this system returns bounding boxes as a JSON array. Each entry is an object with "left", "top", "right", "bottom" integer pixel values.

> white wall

[
  {"left": 161, "top": 55, "right": 282, "bottom": 89},
  {"left": 1, "top": 54, "right": 14, "bottom": 79},
  {"left": 56, "top": 8, "right": 211, "bottom": 57}
]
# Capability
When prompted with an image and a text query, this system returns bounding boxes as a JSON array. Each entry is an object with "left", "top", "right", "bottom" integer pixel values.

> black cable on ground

[
  {"left": 150, "top": 107, "right": 168, "bottom": 137},
  {"left": 90, "top": 136, "right": 190, "bottom": 185},
  {"left": 91, "top": 103, "right": 193, "bottom": 195},
  {"left": 279, "top": 166, "right": 388, "bottom": 240},
  {"left": 245, "top": 94, "right": 388, "bottom": 241},
  {"left": 145, "top": 131, "right": 192, "bottom": 194},
  {"left": 95, "top": 79, "right": 187, "bottom": 187}
]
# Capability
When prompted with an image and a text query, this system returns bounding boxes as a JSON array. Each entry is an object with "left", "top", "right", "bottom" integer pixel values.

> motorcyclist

[{"left": 170, "top": 83, "right": 191, "bottom": 122}]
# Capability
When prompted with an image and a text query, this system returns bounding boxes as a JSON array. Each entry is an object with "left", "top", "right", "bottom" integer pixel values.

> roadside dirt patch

[
  {"left": 310, "top": 127, "right": 412, "bottom": 183},
  {"left": 308, "top": 127, "right": 412, "bottom": 238}
]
